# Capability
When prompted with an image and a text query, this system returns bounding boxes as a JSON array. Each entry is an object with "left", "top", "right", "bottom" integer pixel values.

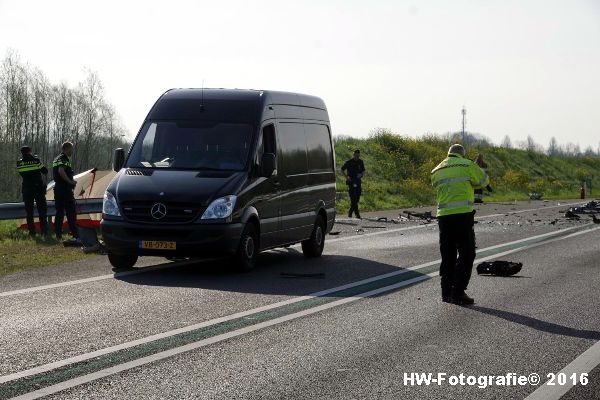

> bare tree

[
  {"left": 547, "top": 137, "right": 558, "bottom": 156},
  {"left": 0, "top": 50, "right": 129, "bottom": 202},
  {"left": 501, "top": 135, "right": 512, "bottom": 149}
]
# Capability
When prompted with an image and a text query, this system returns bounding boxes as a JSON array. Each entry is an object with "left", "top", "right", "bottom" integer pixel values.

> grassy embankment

[
  {"left": 334, "top": 131, "right": 598, "bottom": 213},
  {"left": 0, "top": 220, "right": 89, "bottom": 277}
]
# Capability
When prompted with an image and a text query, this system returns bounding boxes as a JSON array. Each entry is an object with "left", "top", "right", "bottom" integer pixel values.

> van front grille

[{"left": 120, "top": 201, "right": 203, "bottom": 223}]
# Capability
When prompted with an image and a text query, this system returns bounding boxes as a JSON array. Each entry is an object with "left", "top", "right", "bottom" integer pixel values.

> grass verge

[{"left": 0, "top": 220, "right": 90, "bottom": 277}]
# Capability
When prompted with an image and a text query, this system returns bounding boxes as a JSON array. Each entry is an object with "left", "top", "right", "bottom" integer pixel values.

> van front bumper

[{"left": 101, "top": 219, "right": 243, "bottom": 257}]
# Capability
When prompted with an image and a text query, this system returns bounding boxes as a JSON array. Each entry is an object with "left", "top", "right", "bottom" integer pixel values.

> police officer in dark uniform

[
  {"left": 341, "top": 149, "right": 366, "bottom": 219},
  {"left": 17, "top": 146, "right": 48, "bottom": 236},
  {"left": 52, "top": 142, "right": 81, "bottom": 244}
]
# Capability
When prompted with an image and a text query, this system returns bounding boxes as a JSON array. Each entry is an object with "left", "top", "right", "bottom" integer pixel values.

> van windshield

[{"left": 126, "top": 121, "right": 253, "bottom": 171}]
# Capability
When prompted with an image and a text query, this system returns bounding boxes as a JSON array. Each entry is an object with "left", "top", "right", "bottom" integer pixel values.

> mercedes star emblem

[{"left": 150, "top": 203, "right": 167, "bottom": 220}]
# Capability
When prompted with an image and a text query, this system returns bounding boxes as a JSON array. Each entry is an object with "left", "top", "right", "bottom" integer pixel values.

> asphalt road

[{"left": 0, "top": 199, "right": 599, "bottom": 399}]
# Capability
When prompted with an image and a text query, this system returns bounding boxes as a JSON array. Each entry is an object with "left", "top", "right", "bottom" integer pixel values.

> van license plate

[{"left": 139, "top": 240, "right": 176, "bottom": 250}]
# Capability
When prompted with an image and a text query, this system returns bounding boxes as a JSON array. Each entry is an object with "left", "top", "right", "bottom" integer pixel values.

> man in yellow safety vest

[{"left": 431, "top": 144, "right": 489, "bottom": 305}]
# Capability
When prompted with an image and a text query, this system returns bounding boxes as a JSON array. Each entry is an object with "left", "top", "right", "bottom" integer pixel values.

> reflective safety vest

[
  {"left": 431, "top": 153, "right": 489, "bottom": 217},
  {"left": 17, "top": 155, "right": 48, "bottom": 191}
]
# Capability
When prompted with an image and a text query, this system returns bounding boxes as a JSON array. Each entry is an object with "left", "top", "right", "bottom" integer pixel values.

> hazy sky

[{"left": 1, "top": 0, "right": 599, "bottom": 149}]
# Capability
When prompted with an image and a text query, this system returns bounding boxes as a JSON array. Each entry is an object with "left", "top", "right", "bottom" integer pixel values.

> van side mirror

[
  {"left": 113, "top": 148, "right": 125, "bottom": 172},
  {"left": 260, "top": 153, "right": 276, "bottom": 177}
]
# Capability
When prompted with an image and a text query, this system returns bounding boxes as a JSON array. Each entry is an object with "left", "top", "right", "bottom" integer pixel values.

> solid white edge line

[
  {"left": 3, "top": 223, "right": 598, "bottom": 390},
  {"left": 0, "top": 201, "right": 585, "bottom": 298},
  {"left": 0, "top": 258, "right": 205, "bottom": 298},
  {"left": 524, "top": 340, "right": 600, "bottom": 400}
]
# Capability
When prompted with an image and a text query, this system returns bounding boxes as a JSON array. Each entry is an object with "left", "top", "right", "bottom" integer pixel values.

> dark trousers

[
  {"left": 348, "top": 181, "right": 362, "bottom": 217},
  {"left": 54, "top": 190, "right": 79, "bottom": 238},
  {"left": 23, "top": 188, "right": 48, "bottom": 234},
  {"left": 438, "top": 212, "right": 476, "bottom": 292}
]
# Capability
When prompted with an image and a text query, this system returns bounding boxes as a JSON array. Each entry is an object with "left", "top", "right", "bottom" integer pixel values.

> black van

[{"left": 101, "top": 89, "right": 336, "bottom": 271}]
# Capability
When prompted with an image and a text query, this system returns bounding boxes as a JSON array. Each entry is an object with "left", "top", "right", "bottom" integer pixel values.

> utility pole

[{"left": 461, "top": 106, "right": 467, "bottom": 144}]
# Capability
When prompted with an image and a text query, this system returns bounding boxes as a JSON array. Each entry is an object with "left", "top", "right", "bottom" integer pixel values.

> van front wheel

[
  {"left": 108, "top": 253, "right": 138, "bottom": 271},
  {"left": 233, "top": 223, "right": 258, "bottom": 272},
  {"left": 302, "top": 215, "right": 325, "bottom": 258}
]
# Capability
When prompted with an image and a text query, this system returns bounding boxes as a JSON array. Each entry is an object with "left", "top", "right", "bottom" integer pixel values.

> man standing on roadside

[
  {"left": 341, "top": 149, "right": 365, "bottom": 219},
  {"left": 431, "top": 144, "right": 489, "bottom": 305},
  {"left": 17, "top": 146, "right": 48, "bottom": 236},
  {"left": 52, "top": 142, "right": 81, "bottom": 245}
]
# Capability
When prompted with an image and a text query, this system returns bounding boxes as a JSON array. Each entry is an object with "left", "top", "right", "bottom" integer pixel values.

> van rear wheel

[
  {"left": 302, "top": 215, "right": 325, "bottom": 258},
  {"left": 233, "top": 223, "right": 258, "bottom": 272},
  {"left": 108, "top": 253, "right": 138, "bottom": 271}
]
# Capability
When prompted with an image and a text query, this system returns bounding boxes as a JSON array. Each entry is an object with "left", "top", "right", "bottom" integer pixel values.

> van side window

[
  {"left": 262, "top": 124, "right": 276, "bottom": 155},
  {"left": 304, "top": 124, "right": 334, "bottom": 173},
  {"left": 278, "top": 122, "right": 308, "bottom": 176},
  {"left": 256, "top": 124, "right": 277, "bottom": 173}
]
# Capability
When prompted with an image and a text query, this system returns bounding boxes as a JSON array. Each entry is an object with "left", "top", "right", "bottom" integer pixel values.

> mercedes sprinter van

[{"left": 101, "top": 89, "right": 336, "bottom": 271}]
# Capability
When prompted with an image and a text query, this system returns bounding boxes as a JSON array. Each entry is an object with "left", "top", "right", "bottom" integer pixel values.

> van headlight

[
  {"left": 103, "top": 191, "right": 121, "bottom": 217},
  {"left": 201, "top": 195, "right": 237, "bottom": 220}
]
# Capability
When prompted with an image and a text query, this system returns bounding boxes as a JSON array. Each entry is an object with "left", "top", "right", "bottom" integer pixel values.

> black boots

[
  {"left": 442, "top": 287, "right": 475, "bottom": 305},
  {"left": 451, "top": 289, "right": 475, "bottom": 305},
  {"left": 441, "top": 287, "right": 452, "bottom": 303}
]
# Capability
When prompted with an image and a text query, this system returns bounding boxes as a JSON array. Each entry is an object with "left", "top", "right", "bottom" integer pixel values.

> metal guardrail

[{"left": 0, "top": 198, "right": 103, "bottom": 220}]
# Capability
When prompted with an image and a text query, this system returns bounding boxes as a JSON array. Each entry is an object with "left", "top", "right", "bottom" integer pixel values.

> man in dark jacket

[
  {"left": 341, "top": 149, "right": 366, "bottom": 219},
  {"left": 17, "top": 146, "right": 48, "bottom": 236},
  {"left": 52, "top": 142, "right": 81, "bottom": 244}
]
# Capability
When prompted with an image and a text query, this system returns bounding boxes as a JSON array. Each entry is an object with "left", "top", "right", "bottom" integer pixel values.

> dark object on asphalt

[
  {"left": 329, "top": 231, "right": 341, "bottom": 235},
  {"left": 356, "top": 228, "right": 365, "bottom": 234},
  {"left": 280, "top": 272, "right": 325, "bottom": 279},
  {"left": 403, "top": 210, "right": 437, "bottom": 221},
  {"left": 550, "top": 219, "right": 558, "bottom": 225},
  {"left": 565, "top": 209, "right": 581, "bottom": 219},
  {"left": 377, "top": 217, "right": 388, "bottom": 222},
  {"left": 529, "top": 192, "right": 542, "bottom": 200},
  {"left": 593, "top": 215, "right": 600, "bottom": 224},
  {"left": 477, "top": 261, "right": 523, "bottom": 276},
  {"left": 362, "top": 226, "right": 387, "bottom": 229}
]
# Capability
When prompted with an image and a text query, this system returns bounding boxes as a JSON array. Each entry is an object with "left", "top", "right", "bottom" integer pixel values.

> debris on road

[
  {"left": 529, "top": 192, "right": 543, "bottom": 200},
  {"left": 402, "top": 210, "right": 436, "bottom": 222},
  {"left": 329, "top": 231, "right": 341, "bottom": 235},
  {"left": 477, "top": 261, "right": 523, "bottom": 276}
]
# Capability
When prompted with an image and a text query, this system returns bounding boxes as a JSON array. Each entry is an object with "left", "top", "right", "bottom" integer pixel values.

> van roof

[{"left": 161, "top": 88, "right": 327, "bottom": 110}]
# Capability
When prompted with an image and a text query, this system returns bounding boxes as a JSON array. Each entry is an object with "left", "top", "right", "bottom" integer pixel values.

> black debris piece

[
  {"left": 477, "top": 261, "right": 523, "bottom": 276},
  {"left": 377, "top": 217, "right": 388, "bottom": 222},
  {"left": 529, "top": 192, "right": 543, "bottom": 200},
  {"left": 403, "top": 210, "right": 437, "bottom": 221},
  {"left": 329, "top": 231, "right": 341, "bottom": 235},
  {"left": 564, "top": 210, "right": 581, "bottom": 219}
]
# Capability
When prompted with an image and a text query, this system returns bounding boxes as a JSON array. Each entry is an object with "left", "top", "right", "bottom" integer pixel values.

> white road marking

[
  {"left": 524, "top": 340, "right": 600, "bottom": 400},
  {"left": 0, "top": 258, "right": 211, "bottom": 298},
  {"left": 3, "top": 223, "right": 598, "bottom": 391},
  {"left": 0, "top": 201, "right": 586, "bottom": 298}
]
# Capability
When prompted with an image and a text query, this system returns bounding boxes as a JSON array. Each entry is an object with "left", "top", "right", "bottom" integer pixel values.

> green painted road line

[{"left": 1, "top": 224, "right": 597, "bottom": 399}]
